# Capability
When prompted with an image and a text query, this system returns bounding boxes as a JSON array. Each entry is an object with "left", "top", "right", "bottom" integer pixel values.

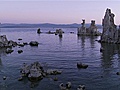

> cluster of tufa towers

[
  {"left": 78, "top": 8, "right": 120, "bottom": 44},
  {"left": 77, "top": 19, "right": 101, "bottom": 36}
]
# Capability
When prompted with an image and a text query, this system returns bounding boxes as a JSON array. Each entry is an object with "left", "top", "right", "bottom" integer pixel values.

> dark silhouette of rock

[
  {"left": 18, "top": 38, "right": 22, "bottom": 41},
  {"left": 18, "top": 50, "right": 23, "bottom": 54},
  {"left": 77, "top": 62, "right": 88, "bottom": 69},
  {"left": 37, "top": 28, "right": 41, "bottom": 34},
  {"left": 29, "top": 41, "right": 39, "bottom": 46}
]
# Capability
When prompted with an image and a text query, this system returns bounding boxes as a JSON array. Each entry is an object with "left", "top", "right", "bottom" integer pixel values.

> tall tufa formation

[
  {"left": 88, "top": 20, "right": 98, "bottom": 35},
  {"left": 100, "top": 8, "right": 120, "bottom": 43},
  {"left": 77, "top": 19, "right": 86, "bottom": 35}
]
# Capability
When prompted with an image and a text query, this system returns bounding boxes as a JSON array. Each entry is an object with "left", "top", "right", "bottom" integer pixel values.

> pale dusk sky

[{"left": 0, "top": 0, "right": 120, "bottom": 24}]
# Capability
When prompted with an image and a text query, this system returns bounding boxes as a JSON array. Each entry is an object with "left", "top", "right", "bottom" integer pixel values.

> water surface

[{"left": 0, "top": 28, "right": 120, "bottom": 90}]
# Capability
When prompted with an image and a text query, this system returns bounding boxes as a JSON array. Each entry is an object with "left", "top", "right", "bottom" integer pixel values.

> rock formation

[
  {"left": 88, "top": 20, "right": 99, "bottom": 35},
  {"left": 19, "top": 61, "right": 62, "bottom": 82},
  {"left": 0, "top": 35, "right": 17, "bottom": 47},
  {"left": 37, "top": 28, "right": 41, "bottom": 34},
  {"left": 29, "top": 41, "right": 39, "bottom": 46},
  {"left": 77, "top": 19, "right": 101, "bottom": 36},
  {"left": 77, "top": 19, "right": 86, "bottom": 35},
  {"left": 0, "top": 35, "right": 8, "bottom": 47},
  {"left": 100, "top": 8, "right": 119, "bottom": 43},
  {"left": 55, "top": 29, "right": 64, "bottom": 36},
  {"left": 58, "top": 29, "right": 63, "bottom": 37}
]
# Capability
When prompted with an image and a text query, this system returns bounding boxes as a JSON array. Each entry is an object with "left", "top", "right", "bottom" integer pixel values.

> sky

[{"left": 0, "top": 0, "right": 120, "bottom": 24}]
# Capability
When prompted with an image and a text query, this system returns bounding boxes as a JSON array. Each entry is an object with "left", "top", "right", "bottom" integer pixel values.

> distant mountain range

[{"left": 0, "top": 23, "right": 102, "bottom": 28}]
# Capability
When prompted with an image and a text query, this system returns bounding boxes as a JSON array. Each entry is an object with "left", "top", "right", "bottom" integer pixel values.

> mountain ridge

[{"left": 0, "top": 23, "right": 102, "bottom": 28}]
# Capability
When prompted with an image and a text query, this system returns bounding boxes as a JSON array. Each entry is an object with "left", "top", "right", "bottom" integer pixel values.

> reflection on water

[
  {"left": 89, "top": 36, "right": 98, "bottom": 48},
  {"left": 59, "top": 35, "right": 62, "bottom": 43},
  {"left": 77, "top": 35, "right": 85, "bottom": 48},
  {"left": 0, "top": 48, "right": 7, "bottom": 56},
  {"left": 0, "top": 58, "right": 2, "bottom": 66},
  {"left": 77, "top": 35, "right": 99, "bottom": 48},
  {"left": 100, "top": 43, "right": 120, "bottom": 76}
]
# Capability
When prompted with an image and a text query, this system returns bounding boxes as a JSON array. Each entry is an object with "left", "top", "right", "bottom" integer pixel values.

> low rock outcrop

[{"left": 19, "top": 62, "right": 62, "bottom": 82}]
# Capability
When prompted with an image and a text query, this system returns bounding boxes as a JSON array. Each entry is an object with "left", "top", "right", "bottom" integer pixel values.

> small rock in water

[
  {"left": 59, "top": 83, "right": 66, "bottom": 90},
  {"left": 37, "top": 28, "right": 41, "bottom": 34},
  {"left": 29, "top": 41, "right": 39, "bottom": 46},
  {"left": 77, "top": 85, "right": 85, "bottom": 90},
  {"left": 116, "top": 72, "right": 120, "bottom": 75},
  {"left": 18, "top": 38, "right": 22, "bottom": 41},
  {"left": 6, "top": 49, "right": 14, "bottom": 54},
  {"left": 23, "top": 42, "right": 28, "bottom": 45},
  {"left": 53, "top": 77, "right": 58, "bottom": 81},
  {"left": 18, "top": 77, "right": 23, "bottom": 81},
  {"left": 77, "top": 62, "right": 88, "bottom": 69},
  {"left": 18, "top": 50, "right": 23, "bottom": 54},
  {"left": 3, "top": 76, "right": 6, "bottom": 80},
  {"left": 66, "top": 82, "right": 72, "bottom": 89},
  {"left": 18, "top": 43, "right": 24, "bottom": 47}
]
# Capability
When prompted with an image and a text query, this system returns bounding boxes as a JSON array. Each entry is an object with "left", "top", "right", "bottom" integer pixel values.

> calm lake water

[{"left": 0, "top": 28, "right": 120, "bottom": 90}]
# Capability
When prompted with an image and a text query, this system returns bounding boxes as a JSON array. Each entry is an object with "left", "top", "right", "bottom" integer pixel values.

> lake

[{"left": 0, "top": 28, "right": 120, "bottom": 90}]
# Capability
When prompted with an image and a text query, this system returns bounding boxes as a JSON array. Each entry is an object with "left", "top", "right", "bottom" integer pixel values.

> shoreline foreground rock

[{"left": 0, "top": 35, "right": 17, "bottom": 48}]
